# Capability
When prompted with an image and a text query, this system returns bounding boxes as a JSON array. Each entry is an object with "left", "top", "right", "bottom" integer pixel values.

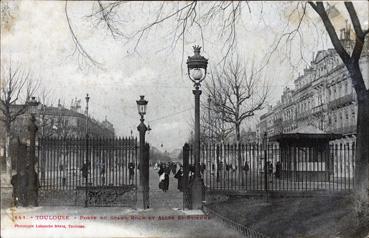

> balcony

[
  {"left": 311, "top": 104, "right": 324, "bottom": 115},
  {"left": 328, "top": 94, "right": 355, "bottom": 110},
  {"left": 327, "top": 125, "right": 356, "bottom": 135},
  {"left": 282, "top": 119, "right": 294, "bottom": 126},
  {"left": 296, "top": 111, "right": 310, "bottom": 120}
]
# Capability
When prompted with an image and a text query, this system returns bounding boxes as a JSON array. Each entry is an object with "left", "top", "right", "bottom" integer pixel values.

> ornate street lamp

[
  {"left": 187, "top": 45, "right": 208, "bottom": 209},
  {"left": 136, "top": 95, "right": 149, "bottom": 209}
]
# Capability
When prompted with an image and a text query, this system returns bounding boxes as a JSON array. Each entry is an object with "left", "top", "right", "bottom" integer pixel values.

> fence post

[
  {"left": 183, "top": 143, "right": 191, "bottom": 209},
  {"left": 263, "top": 133, "right": 268, "bottom": 196},
  {"left": 26, "top": 115, "right": 38, "bottom": 207},
  {"left": 143, "top": 143, "right": 150, "bottom": 209},
  {"left": 84, "top": 133, "right": 89, "bottom": 207}
]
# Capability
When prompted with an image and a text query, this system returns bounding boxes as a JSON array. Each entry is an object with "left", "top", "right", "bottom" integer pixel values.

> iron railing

[
  {"left": 187, "top": 142, "right": 355, "bottom": 192},
  {"left": 37, "top": 136, "right": 138, "bottom": 206}
]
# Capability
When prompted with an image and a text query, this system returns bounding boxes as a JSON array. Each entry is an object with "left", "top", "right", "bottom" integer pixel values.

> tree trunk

[
  {"left": 235, "top": 123, "right": 242, "bottom": 177},
  {"left": 5, "top": 128, "right": 12, "bottom": 184},
  {"left": 354, "top": 89, "right": 369, "bottom": 207},
  {"left": 348, "top": 62, "right": 369, "bottom": 211}
]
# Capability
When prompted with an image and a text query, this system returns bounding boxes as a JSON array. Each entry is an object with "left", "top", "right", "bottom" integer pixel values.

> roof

[
  {"left": 270, "top": 125, "right": 341, "bottom": 142},
  {"left": 289, "top": 125, "right": 325, "bottom": 134}
]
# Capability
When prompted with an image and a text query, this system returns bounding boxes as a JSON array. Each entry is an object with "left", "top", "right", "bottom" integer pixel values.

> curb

[{"left": 202, "top": 204, "right": 269, "bottom": 238}]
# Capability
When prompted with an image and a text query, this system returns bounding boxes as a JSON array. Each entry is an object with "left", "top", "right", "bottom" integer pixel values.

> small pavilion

[{"left": 270, "top": 125, "right": 341, "bottom": 182}]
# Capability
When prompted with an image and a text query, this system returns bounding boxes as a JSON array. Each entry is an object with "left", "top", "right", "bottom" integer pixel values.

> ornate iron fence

[
  {"left": 37, "top": 136, "right": 138, "bottom": 207},
  {"left": 186, "top": 142, "right": 355, "bottom": 192}
]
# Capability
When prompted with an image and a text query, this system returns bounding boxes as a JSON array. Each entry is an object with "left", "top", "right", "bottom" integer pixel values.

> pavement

[
  {"left": 148, "top": 167, "right": 183, "bottom": 209},
  {"left": 1, "top": 206, "right": 242, "bottom": 238},
  {"left": 1, "top": 167, "right": 243, "bottom": 238}
]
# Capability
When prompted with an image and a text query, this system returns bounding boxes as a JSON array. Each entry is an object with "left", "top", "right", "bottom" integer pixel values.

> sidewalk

[{"left": 1, "top": 206, "right": 242, "bottom": 238}]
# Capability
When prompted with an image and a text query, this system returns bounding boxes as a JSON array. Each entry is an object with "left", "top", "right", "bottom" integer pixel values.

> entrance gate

[{"left": 37, "top": 137, "right": 138, "bottom": 207}]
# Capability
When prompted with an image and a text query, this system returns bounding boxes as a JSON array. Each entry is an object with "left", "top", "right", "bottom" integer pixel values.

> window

[{"left": 352, "top": 108, "right": 356, "bottom": 124}]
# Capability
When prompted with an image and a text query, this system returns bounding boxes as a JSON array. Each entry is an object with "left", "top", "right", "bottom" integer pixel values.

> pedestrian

[
  {"left": 275, "top": 161, "right": 281, "bottom": 179},
  {"left": 100, "top": 163, "right": 105, "bottom": 176},
  {"left": 171, "top": 162, "right": 177, "bottom": 175},
  {"left": 128, "top": 162, "right": 135, "bottom": 184},
  {"left": 81, "top": 163, "right": 88, "bottom": 180},
  {"left": 243, "top": 161, "right": 250, "bottom": 174},
  {"left": 11, "top": 171, "right": 22, "bottom": 206},
  {"left": 189, "top": 164, "right": 195, "bottom": 184},
  {"left": 267, "top": 161, "right": 273, "bottom": 175},
  {"left": 159, "top": 172, "right": 165, "bottom": 191},
  {"left": 201, "top": 163, "right": 206, "bottom": 175},
  {"left": 174, "top": 166, "right": 184, "bottom": 192},
  {"left": 158, "top": 163, "right": 165, "bottom": 191},
  {"left": 158, "top": 163, "right": 165, "bottom": 177},
  {"left": 164, "top": 164, "right": 171, "bottom": 192}
]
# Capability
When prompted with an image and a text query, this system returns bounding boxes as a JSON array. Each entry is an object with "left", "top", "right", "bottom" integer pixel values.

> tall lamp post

[
  {"left": 186, "top": 45, "right": 208, "bottom": 209},
  {"left": 27, "top": 96, "right": 39, "bottom": 206},
  {"left": 136, "top": 95, "right": 149, "bottom": 209},
  {"left": 207, "top": 95, "right": 211, "bottom": 144}
]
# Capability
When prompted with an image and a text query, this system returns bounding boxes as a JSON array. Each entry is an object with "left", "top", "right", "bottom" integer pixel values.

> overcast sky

[{"left": 1, "top": 1, "right": 368, "bottom": 152}]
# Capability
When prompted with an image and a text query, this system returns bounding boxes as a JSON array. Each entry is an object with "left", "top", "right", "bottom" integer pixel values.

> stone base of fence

[{"left": 206, "top": 188, "right": 352, "bottom": 200}]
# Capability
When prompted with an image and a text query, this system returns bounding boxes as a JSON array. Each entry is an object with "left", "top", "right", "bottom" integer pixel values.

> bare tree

[
  {"left": 205, "top": 56, "right": 269, "bottom": 173},
  {"left": 206, "top": 57, "right": 269, "bottom": 144},
  {"left": 0, "top": 62, "right": 40, "bottom": 180},
  {"left": 200, "top": 103, "right": 234, "bottom": 145}
]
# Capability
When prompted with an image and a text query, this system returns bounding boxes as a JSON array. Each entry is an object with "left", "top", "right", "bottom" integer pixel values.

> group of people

[
  {"left": 156, "top": 162, "right": 184, "bottom": 192},
  {"left": 211, "top": 160, "right": 282, "bottom": 179}
]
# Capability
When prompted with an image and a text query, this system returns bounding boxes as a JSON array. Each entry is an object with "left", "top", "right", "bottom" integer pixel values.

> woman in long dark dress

[
  {"left": 174, "top": 166, "right": 183, "bottom": 192},
  {"left": 158, "top": 163, "right": 165, "bottom": 191},
  {"left": 163, "top": 165, "right": 171, "bottom": 192}
]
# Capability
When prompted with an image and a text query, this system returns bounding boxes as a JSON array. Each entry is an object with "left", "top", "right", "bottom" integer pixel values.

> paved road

[{"left": 148, "top": 167, "right": 183, "bottom": 209}]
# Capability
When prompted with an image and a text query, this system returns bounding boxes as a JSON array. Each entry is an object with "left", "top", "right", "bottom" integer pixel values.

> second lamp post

[
  {"left": 136, "top": 95, "right": 149, "bottom": 209},
  {"left": 186, "top": 45, "right": 208, "bottom": 209}
]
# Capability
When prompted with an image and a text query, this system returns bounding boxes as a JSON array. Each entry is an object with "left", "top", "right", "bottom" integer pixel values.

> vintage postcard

[{"left": 1, "top": 1, "right": 369, "bottom": 237}]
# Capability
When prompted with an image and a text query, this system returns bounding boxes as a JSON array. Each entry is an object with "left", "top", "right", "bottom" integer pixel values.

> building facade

[
  {"left": 1, "top": 99, "right": 115, "bottom": 143},
  {"left": 257, "top": 26, "right": 369, "bottom": 145}
]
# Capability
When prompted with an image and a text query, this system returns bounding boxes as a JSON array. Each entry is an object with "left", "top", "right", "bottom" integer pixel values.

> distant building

[
  {"left": 1, "top": 98, "right": 115, "bottom": 142},
  {"left": 240, "top": 128, "right": 257, "bottom": 144},
  {"left": 257, "top": 24, "right": 369, "bottom": 145}
]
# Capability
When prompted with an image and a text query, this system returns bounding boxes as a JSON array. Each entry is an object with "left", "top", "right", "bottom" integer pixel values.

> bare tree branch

[
  {"left": 308, "top": 2, "right": 351, "bottom": 64},
  {"left": 65, "top": 1, "right": 103, "bottom": 70}
]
